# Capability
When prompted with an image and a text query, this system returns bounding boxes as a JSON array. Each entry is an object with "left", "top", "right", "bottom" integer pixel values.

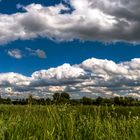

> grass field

[{"left": 0, "top": 105, "right": 140, "bottom": 140}]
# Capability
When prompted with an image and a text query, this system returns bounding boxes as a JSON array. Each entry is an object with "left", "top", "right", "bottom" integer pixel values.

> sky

[{"left": 1, "top": 0, "right": 140, "bottom": 99}]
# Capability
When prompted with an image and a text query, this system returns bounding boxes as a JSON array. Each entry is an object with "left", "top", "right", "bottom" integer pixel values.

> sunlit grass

[{"left": 0, "top": 105, "right": 139, "bottom": 140}]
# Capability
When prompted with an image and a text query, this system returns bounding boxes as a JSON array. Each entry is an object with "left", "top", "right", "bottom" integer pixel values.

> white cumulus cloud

[
  {"left": 1, "top": 58, "right": 140, "bottom": 99},
  {"left": 7, "top": 49, "right": 23, "bottom": 59},
  {"left": 0, "top": 0, "right": 140, "bottom": 44},
  {"left": 26, "top": 48, "right": 47, "bottom": 59},
  {"left": 7, "top": 48, "right": 47, "bottom": 59}
]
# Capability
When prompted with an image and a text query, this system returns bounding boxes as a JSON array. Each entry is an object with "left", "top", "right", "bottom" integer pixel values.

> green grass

[{"left": 0, "top": 105, "right": 139, "bottom": 140}]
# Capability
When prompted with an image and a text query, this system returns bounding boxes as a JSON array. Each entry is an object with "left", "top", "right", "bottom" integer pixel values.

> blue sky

[
  {"left": 1, "top": 38, "right": 140, "bottom": 76},
  {"left": 1, "top": 0, "right": 140, "bottom": 99}
]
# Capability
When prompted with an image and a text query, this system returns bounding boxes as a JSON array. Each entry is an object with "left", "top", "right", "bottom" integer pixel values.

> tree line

[{"left": 0, "top": 92, "right": 140, "bottom": 106}]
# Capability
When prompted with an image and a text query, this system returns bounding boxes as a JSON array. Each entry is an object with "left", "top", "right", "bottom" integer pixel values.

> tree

[
  {"left": 53, "top": 93, "right": 61, "bottom": 102},
  {"left": 46, "top": 98, "right": 52, "bottom": 105},
  {"left": 114, "top": 97, "right": 121, "bottom": 105},
  {"left": 96, "top": 96, "right": 103, "bottom": 105},
  {"left": 60, "top": 92, "right": 70, "bottom": 101},
  {"left": 52, "top": 92, "right": 70, "bottom": 104},
  {"left": 28, "top": 94, "right": 33, "bottom": 106},
  {"left": 81, "top": 97, "right": 92, "bottom": 105}
]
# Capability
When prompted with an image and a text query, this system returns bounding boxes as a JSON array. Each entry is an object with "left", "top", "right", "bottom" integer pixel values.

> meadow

[{"left": 0, "top": 105, "right": 140, "bottom": 140}]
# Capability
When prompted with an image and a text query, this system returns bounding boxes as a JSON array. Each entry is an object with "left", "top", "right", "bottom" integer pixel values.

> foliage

[{"left": 0, "top": 92, "right": 140, "bottom": 106}]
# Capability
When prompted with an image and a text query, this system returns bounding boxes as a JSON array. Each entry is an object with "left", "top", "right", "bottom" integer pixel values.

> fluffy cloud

[
  {"left": 0, "top": 0, "right": 140, "bottom": 44},
  {"left": 7, "top": 49, "right": 23, "bottom": 59},
  {"left": 26, "top": 48, "right": 47, "bottom": 59},
  {"left": 31, "top": 63, "right": 86, "bottom": 87},
  {"left": 1, "top": 58, "right": 140, "bottom": 99},
  {"left": 7, "top": 48, "right": 46, "bottom": 59},
  {"left": 0, "top": 72, "right": 30, "bottom": 89}
]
